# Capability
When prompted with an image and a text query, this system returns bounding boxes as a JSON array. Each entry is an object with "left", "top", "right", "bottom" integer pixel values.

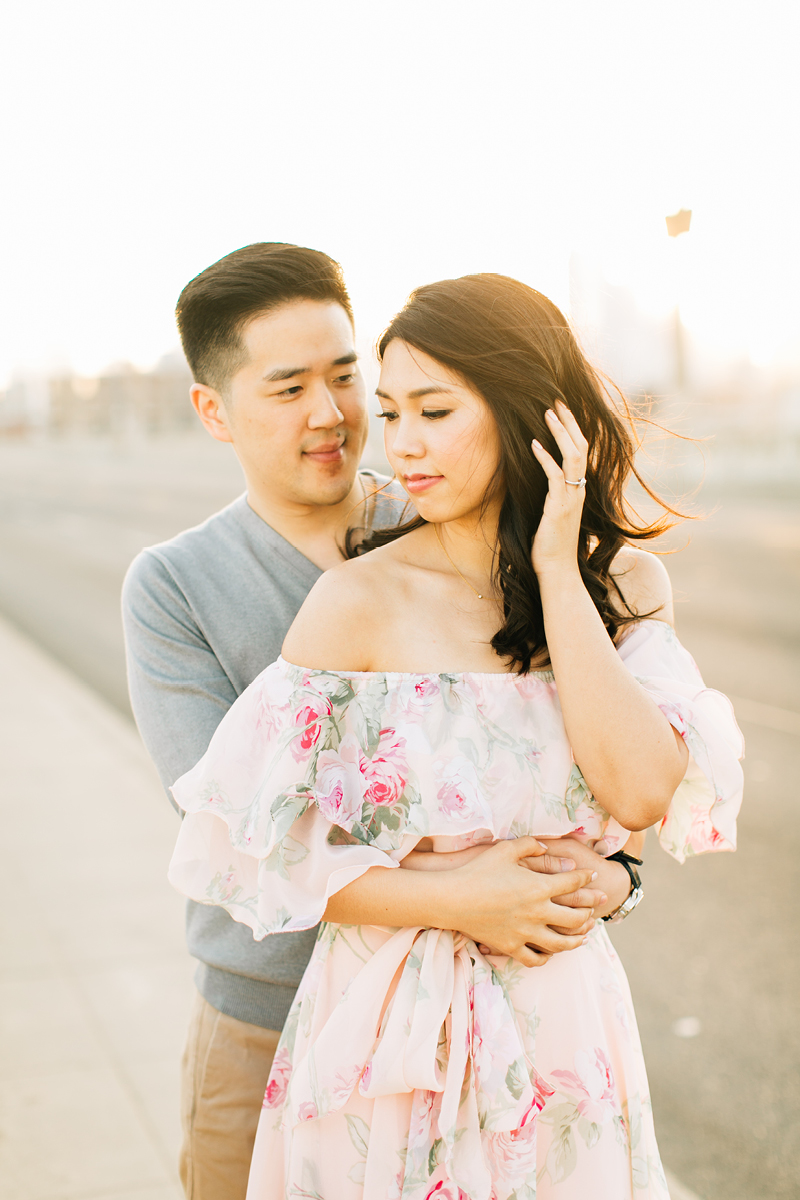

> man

[{"left": 123, "top": 243, "right": 632, "bottom": 1199}]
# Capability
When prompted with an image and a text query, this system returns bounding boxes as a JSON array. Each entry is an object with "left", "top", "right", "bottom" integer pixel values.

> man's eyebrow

[
  {"left": 263, "top": 352, "right": 357, "bottom": 383},
  {"left": 375, "top": 385, "right": 454, "bottom": 400},
  {"left": 263, "top": 366, "right": 308, "bottom": 382}
]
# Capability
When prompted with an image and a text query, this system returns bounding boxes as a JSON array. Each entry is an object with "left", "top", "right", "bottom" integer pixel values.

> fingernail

[
  {"left": 581, "top": 937, "right": 589, "bottom": 945},
  {"left": 591, "top": 871, "right": 598, "bottom": 880},
  {"left": 545, "top": 408, "right": 556, "bottom": 418},
  {"left": 560, "top": 858, "right": 575, "bottom": 871},
  {"left": 532, "top": 439, "right": 543, "bottom": 449},
  {"left": 599, "top": 894, "right": 607, "bottom": 903},
  {"left": 537, "top": 841, "right": 549, "bottom": 851}
]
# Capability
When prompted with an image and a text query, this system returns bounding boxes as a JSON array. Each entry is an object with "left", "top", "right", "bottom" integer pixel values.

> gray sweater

[{"left": 122, "top": 477, "right": 406, "bottom": 1030}]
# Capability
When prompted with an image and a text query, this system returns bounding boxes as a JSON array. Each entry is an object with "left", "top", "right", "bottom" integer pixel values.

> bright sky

[{"left": 1, "top": 0, "right": 798, "bottom": 386}]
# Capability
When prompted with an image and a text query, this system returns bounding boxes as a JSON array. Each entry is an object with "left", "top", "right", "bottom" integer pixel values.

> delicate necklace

[{"left": 434, "top": 524, "right": 487, "bottom": 599}]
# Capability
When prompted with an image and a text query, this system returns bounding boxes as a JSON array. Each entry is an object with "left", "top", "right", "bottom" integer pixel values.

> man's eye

[
  {"left": 422, "top": 408, "right": 450, "bottom": 420},
  {"left": 375, "top": 410, "right": 398, "bottom": 422},
  {"left": 279, "top": 385, "right": 303, "bottom": 398},
  {"left": 333, "top": 373, "right": 356, "bottom": 384}
]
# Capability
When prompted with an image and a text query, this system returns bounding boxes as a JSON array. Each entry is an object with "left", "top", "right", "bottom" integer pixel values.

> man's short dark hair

[{"left": 176, "top": 242, "right": 354, "bottom": 391}]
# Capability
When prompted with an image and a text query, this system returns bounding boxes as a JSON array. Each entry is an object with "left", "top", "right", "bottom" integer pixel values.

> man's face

[{"left": 215, "top": 300, "right": 368, "bottom": 509}]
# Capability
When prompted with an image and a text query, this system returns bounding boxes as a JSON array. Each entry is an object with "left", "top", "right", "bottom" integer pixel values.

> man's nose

[{"left": 307, "top": 383, "right": 344, "bottom": 429}]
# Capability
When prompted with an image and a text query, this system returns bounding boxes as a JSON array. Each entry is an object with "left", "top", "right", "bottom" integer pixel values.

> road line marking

[
  {"left": 729, "top": 695, "right": 800, "bottom": 737},
  {"left": 666, "top": 1169, "right": 704, "bottom": 1200}
]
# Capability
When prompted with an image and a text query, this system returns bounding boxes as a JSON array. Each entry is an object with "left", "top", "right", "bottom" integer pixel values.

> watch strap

[{"left": 601, "top": 850, "right": 644, "bottom": 923}]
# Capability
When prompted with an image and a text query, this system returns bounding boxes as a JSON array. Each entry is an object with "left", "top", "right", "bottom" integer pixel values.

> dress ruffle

[
  {"left": 169, "top": 620, "right": 744, "bottom": 937},
  {"left": 615, "top": 622, "right": 744, "bottom": 863}
]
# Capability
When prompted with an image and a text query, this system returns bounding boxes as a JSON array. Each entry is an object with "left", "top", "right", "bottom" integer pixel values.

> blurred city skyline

[{"left": 1, "top": 0, "right": 799, "bottom": 392}]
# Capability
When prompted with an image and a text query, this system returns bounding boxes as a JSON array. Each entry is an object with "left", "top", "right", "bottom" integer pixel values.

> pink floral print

[
  {"left": 551, "top": 1049, "right": 617, "bottom": 1125},
  {"left": 169, "top": 620, "right": 744, "bottom": 1199}
]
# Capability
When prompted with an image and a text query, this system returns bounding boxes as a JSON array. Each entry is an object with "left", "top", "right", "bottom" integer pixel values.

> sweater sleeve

[{"left": 122, "top": 548, "right": 238, "bottom": 801}]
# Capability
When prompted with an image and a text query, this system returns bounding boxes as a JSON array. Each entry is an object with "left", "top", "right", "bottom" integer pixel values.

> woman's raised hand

[{"left": 530, "top": 400, "right": 589, "bottom": 578}]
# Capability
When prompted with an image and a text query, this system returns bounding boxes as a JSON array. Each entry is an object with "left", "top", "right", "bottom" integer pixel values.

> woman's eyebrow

[{"left": 375, "top": 385, "right": 454, "bottom": 400}]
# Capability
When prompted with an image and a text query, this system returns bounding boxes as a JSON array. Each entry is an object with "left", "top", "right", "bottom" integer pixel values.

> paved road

[{"left": 0, "top": 434, "right": 798, "bottom": 1200}]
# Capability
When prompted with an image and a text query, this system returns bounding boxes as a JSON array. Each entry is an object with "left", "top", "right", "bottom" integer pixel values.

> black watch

[{"left": 601, "top": 850, "right": 644, "bottom": 924}]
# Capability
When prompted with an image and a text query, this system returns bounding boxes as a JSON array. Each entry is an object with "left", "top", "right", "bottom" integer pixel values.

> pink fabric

[{"left": 168, "top": 619, "right": 744, "bottom": 1198}]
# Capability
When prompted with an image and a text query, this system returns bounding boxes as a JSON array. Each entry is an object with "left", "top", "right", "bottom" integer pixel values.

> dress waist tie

[{"left": 284, "top": 927, "right": 553, "bottom": 1197}]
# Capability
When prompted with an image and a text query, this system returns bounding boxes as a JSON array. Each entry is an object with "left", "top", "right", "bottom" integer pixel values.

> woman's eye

[
  {"left": 422, "top": 408, "right": 450, "bottom": 420},
  {"left": 375, "top": 410, "right": 398, "bottom": 422}
]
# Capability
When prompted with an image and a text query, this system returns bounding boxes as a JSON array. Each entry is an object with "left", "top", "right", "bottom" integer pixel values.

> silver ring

[{"left": 564, "top": 477, "right": 586, "bottom": 487}]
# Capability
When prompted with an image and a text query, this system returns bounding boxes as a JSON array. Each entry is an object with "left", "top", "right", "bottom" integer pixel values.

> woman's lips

[{"left": 403, "top": 474, "right": 443, "bottom": 494}]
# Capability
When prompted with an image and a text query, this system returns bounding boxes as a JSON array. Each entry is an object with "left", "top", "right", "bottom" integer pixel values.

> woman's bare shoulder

[
  {"left": 609, "top": 546, "right": 674, "bottom": 625},
  {"left": 281, "top": 546, "right": 406, "bottom": 671}
]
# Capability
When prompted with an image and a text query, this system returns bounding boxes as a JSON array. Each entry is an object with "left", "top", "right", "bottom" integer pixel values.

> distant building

[{"left": 0, "top": 354, "right": 196, "bottom": 437}]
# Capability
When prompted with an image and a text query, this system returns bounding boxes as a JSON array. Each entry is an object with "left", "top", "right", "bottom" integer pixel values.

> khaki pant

[{"left": 180, "top": 991, "right": 281, "bottom": 1200}]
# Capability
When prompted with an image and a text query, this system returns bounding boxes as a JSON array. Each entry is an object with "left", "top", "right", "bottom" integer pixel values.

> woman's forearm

[
  {"left": 538, "top": 567, "right": 688, "bottom": 829},
  {"left": 321, "top": 838, "right": 603, "bottom": 967}
]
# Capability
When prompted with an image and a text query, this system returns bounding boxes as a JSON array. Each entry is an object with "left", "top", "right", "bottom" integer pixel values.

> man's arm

[{"left": 122, "top": 549, "right": 237, "bottom": 800}]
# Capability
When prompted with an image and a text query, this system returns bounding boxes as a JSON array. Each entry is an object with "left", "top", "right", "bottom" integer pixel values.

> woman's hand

[
  {"left": 443, "top": 838, "right": 600, "bottom": 968},
  {"left": 400, "top": 837, "right": 604, "bottom": 967},
  {"left": 530, "top": 837, "right": 632, "bottom": 922},
  {"left": 400, "top": 839, "right": 578, "bottom": 875},
  {"left": 530, "top": 400, "right": 589, "bottom": 578}
]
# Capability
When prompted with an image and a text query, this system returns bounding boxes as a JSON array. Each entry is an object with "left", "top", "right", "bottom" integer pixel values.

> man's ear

[{"left": 191, "top": 383, "right": 234, "bottom": 444}]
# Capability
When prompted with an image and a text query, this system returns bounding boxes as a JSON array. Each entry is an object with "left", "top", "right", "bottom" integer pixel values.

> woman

[{"left": 169, "top": 275, "right": 743, "bottom": 1199}]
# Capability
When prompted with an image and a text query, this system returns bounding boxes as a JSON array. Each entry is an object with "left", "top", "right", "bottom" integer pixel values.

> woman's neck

[{"left": 434, "top": 510, "right": 500, "bottom": 593}]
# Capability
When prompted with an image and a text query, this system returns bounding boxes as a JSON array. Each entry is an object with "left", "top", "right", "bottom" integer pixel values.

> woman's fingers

[
  {"left": 544, "top": 405, "right": 587, "bottom": 482},
  {"left": 520, "top": 852, "right": 576, "bottom": 874},
  {"left": 552, "top": 886, "right": 607, "bottom": 909},
  {"left": 527, "top": 927, "right": 589, "bottom": 954},
  {"left": 502, "top": 835, "right": 551, "bottom": 861},
  {"left": 553, "top": 399, "right": 589, "bottom": 453},
  {"left": 530, "top": 437, "right": 563, "bottom": 483},
  {"left": 515, "top": 946, "right": 553, "bottom": 968},
  {"left": 542, "top": 867, "right": 596, "bottom": 898}
]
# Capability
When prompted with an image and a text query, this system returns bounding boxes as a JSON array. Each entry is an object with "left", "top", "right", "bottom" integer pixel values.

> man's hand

[
  {"left": 393, "top": 836, "right": 603, "bottom": 968},
  {"left": 525, "top": 834, "right": 642, "bottom": 924},
  {"left": 399, "top": 833, "right": 641, "bottom": 956}
]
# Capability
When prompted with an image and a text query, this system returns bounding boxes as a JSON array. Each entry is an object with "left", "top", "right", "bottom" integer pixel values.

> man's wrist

[{"left": 601, "top": 851, "right": 644, "bottom": 924}]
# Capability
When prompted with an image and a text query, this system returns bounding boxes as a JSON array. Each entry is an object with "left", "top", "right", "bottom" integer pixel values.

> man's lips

[
  {"left": 403, "top": 473, "right": 443, "bottom": 494},
  {"left": 303, "top": 441, "right": 345, "bottom": 464}
]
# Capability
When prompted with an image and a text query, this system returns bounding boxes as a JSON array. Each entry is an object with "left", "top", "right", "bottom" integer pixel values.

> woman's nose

[{"left": 388, "top": 421, "right": 425, "bottom": 459}]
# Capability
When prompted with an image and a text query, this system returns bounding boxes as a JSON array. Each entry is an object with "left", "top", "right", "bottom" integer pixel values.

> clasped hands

[{"left": 400, "top": 834, "right": 637, "bottom": 968}]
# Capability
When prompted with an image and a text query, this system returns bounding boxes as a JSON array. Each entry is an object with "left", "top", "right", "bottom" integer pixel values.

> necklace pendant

[{"left": 477, "top": 593, "right": 483, "bottom": 599}]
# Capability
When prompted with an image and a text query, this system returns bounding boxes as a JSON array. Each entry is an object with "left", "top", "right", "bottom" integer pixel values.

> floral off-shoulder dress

[{"left": 169, "top": 620, "right": 743, "bottom": 1200}]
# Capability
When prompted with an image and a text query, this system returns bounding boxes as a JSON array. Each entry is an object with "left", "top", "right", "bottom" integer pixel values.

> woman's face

[{"left": 376, "top": 339, "right": 502, "bottom": 525}]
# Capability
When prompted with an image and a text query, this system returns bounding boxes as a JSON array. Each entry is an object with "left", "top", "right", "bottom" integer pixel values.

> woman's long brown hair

[{"left": 347, "top": 273, "right": 682, "bottom": 674}]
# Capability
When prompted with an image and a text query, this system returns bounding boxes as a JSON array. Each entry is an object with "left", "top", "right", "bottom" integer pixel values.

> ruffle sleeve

[
  {"left": 168, "top": 662, "right": 400, "bottom": 939},
  {"left": 616, "top": 620, "right": 744, "bottom": 863}
]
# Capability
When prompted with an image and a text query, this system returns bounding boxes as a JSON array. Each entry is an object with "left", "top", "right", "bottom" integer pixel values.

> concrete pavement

[{"left": 0, "top": 614, "right": 193, "bottom": 1200}]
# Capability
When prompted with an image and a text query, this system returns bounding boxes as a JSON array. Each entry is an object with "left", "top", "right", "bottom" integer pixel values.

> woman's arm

[
  {"left": 531, "top": 403, "right": 689, "bottom": 831},
  {"left": 398, "top": 836, "right": 633, "bottom": 920},
  {"left": 322, "top": 836, "right": 602, "bottom": 968}
]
